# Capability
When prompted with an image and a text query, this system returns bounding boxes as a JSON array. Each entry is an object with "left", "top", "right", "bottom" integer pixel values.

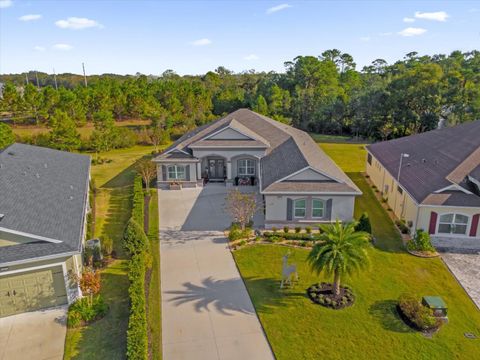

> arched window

[
  {"left": 294, "top": 199, "right": 306, "bottom": 218},
  {"left": 438, "top": 213, "right": 469, "bottom": 235},
  {"left": 238, "top": 158, "right": 255, "bottom": 176},
  {"left": 312, "top": 199, "right": 325, "bottom": 218}
]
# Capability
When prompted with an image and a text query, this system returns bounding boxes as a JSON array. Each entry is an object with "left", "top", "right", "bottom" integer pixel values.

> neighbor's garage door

[{"left": 0, "top": 266, "right": 68, "bottom": 317}]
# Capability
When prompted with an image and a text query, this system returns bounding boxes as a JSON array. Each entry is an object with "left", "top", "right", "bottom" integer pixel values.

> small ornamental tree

[
  {"left": 123, "top": 217, "right": 149, "bottom": 256},
  {"left": 225, "top": 189, "right": 258, "bottom": 230},
  {"left": 355, "top": 212, "right": 372, "bottom": 234},
  {"left": 71, "top": 268, "right": 101, "bottom": 306},
  {"left": 136, "top": 158, "right": 157, "bottom": 191}
]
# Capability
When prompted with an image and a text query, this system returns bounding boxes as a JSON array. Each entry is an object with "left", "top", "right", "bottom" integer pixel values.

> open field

[
  {"left": 233, "top": 142, "right": 480, "bottom": 360},
  {"left": 12, "top": 119, "right": 151, "bottom": 140},
  {"left": 64, "top": 145, "right": 157, "bottom": 360}
]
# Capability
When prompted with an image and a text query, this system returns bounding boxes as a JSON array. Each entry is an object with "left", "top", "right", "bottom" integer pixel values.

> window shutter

[
  {"left": 161, "top": 165, "right": 167, "bottom": 181},
  {"left": 185, "top": 165, "right": 190, "bottom": 181},
  {"left": 286, "top": 198, "right": 293, "bottom": 221},
  {"left": 470, "top": 214, "right": 480, "bottom": 237},
  {"left": 428, "top": 212, "right": 438, "bottom": 235},
  {"left": 326, "top": 199, "right": 333, "bottom": 220}
]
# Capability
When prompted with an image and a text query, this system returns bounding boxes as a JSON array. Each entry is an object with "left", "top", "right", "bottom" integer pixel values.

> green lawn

[
  {"left": 147, "top": 190, "right": 162, "bottom": 360},
  {"left": 233, "top": 142, "right": 480, "bottom": 360},
  {"left": 64, "top": 145, "right": 156, "bottom": 360}
]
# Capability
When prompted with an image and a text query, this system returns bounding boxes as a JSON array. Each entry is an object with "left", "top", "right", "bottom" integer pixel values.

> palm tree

[{"left": 307, "top": 220, "right": 370, "bottom": 296}]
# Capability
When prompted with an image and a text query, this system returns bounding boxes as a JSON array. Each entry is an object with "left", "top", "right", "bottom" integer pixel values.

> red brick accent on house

[
  {"left": 428, "top": 212, "right": 438, "bottom": 235},
  {"left": 470, "top": 214, "right": 480, "bottom": 237}
]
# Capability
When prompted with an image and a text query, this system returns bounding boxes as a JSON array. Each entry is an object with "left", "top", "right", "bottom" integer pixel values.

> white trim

[
  {"left": 189, "top": 145, "right": 267, "bottom": 149},
  {"left": 0, "top": 227, "right": 62, "bottom": 244},
  {"left": 159, "top": 148, "right": 191, "bottom": 157},
  {"left": 311, "top": 198, "right": 325, "bottom": 219},
  {"left": 154, "top": 159, "right": 200, "bottom": 163},
  {"left": 0, "top": 251, "right": 79, "bottom": 267},
  {"left": 468, "top": 175, "right": 480, "bottom": 188},
  {"left": 261, "top": 191, "right": 361, "bottom": 195},
  {"left": 274, "top": 166, "right": 344, "bottom": 184},
  {"left": 434, "top": 184, "right": 472, "bottom": 194},
  {"left": 0, "top": 261, "right": 65, "bottom": 276},
  {"left": 420, "top": 204, "right": 480, "bottom": 209},
  {"left": 293, "top": 198, "right": 307, "bottom": 218},
  {"left": 201, "top": 125, "right": 257, "bottom": 142}
]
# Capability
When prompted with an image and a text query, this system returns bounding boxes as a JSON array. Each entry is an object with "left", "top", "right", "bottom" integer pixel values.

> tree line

[{"left": 1, "top": 49, "right": 479, "bottom": 150}]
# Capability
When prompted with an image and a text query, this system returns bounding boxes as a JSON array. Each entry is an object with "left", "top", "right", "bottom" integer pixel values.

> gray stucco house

[
  {"left": 0, "top": 143, "right": 90, "bottom": 317},
  {"left": 153, "top": 109, "right": 361, "bottom": 228},
  {"left": 366, "top": 120, "right": 480, "bottom": 251}
]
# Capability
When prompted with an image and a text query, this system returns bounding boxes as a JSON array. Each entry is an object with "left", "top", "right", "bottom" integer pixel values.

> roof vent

[
  {"left": 70, "top": 185, "right": 74, "bottom": 190},
  {"left": 7, "top": 151, "right": 15, "bottom": 156},
  {"left": 35, "top": 173, "right": 40, "bottom": 178},
  {"left": 44, "top": 163, "right": 48, "bottom": 168},
  {"left": 422, "top": 159, "right": 427, "bottom": 163},
  {"left": 69, "top": 196, "right": 74, "bottom": 200},
  {"left": 0, "top": 214, "right": 4, "bottom": 221}
]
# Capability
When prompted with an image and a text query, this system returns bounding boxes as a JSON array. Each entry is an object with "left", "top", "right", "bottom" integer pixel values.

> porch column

[
  {"left": 226, "top": 161, "right": 232, "bottom": 179},
  {"left": 196, "top": 162, "right": 202, "bottom": 180}
]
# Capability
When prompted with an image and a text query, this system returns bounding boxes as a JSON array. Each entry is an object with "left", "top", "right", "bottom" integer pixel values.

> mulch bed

[
  {"left": 396, "top": 305, "right": 441, "bottom": 336},
  {"left": 406, "top": 249, "right": 439, "bottom": 258},
  {"left": 307, "top": 282, "right": 355, "bottom": 309}
]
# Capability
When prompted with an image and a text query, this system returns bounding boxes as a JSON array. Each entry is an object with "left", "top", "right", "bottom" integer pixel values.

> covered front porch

[{"left": 197, "top": 153, "right": 261, "bottom": 186}]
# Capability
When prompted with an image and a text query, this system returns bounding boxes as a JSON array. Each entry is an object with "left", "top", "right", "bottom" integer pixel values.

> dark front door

[{"left": 208, "top": 158, "right": 225, "bottom": 180}]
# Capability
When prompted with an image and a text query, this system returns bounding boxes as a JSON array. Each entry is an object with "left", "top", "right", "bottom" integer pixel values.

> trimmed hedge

[
  {"left": 123, "top": 218, "right": 150, "bottom": 256},
  {"left": 132, "top": 174, "right": 144, "bottom": 226},
  {"left": 126, "top": 253, "right": 148, "bottom": 360},
  {"left": 263, "top": 231, "right": 317, "bottom": 241}
]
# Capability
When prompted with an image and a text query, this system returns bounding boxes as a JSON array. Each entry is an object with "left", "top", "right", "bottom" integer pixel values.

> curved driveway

[{"left": 158, "top": 185, "right": 274, "bottom": 360}]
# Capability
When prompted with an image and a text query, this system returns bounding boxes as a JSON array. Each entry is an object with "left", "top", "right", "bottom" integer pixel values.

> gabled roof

[
  {"left": 367, "top": 120, "right": 480, "bottom": 206},
  {"left": 0, "top": 143, "right": 90, "bottom": 264},
  {"left": 154, "top": 109, "right": 360, "bottom": 195}
]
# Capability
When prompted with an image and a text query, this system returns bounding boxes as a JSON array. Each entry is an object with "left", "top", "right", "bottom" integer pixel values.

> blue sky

[{"left": 0, "top": 0, "right": 479, "bottom": 75}]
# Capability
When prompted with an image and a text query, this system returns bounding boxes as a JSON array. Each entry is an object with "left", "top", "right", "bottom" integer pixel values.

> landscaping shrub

[
  {"left": 398, "top": 294, "right": 442, "bottom": 331},
  {"left": 295, "top": 226, "right": 301, "bottom": 233},
  {"left": 228, "top": 224, "right": 252, "bottom": 241},
  {"left": 263, "top": 231, "right": 316, "bottom": 241},
  {"left": 271, "top": 226, "right": 278, "bottom": 233},
  {"left": 101, "top": 235, "right": 113, "bottom": 256},
  {"left": 283, "top": 226, "right": 290, "bottom": 234},
  {"left": 123, "top": 218, "right": 150, "bottom": 256},
  {"left": 132, "top": 174, "right": 144, "bottom": 225},
  {"left": 305, "top": 226, "right": 312, "bottom": 234},
  {"left": 67, "top": 295, "right": 108, "bottom": 328},
  {"left": 355, "top": 212, "right": 372, "bottom": 234},
  {"left": 407, "top": 229, "right": 435, "bottom": 252},
  {"left": 126, "top": 253, "right": 148, "bottom": 360}
]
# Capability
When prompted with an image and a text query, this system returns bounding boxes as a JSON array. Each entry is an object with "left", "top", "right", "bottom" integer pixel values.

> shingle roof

[
  {"left": 0, "top": 143, "right": 90, "bottom": 264},
  {"left": 367, "top": 120, "right": 480, "bottom": 205},
  {"left": 189, "top": 139, "right": 268, "bottom": 148},
  {"left": 154, "top": 109, "right": 360, "bottom": 194},
  {"left": 469, "top": 164, "right": 480, "bottom": 182}
]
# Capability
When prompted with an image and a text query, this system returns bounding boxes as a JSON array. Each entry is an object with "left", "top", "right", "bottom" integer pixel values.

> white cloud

[
  {"left": 468, "top": 8, "right": 479, "bottom": 13},
  {"left": 266, "top": 3, "right": 292, "bottom": 14},
  {"left": 414, "top": 11, "right": 449, "bottom": 22},
  {"left": 360, "top": 36, "right": 371, "bottom": 42},
  {"left": 53, "top": 43, "right": 73, "bottom": 51},
  {"left": 244, "top": 54, "right": 259, "bottom": 61},
  {"left": 191, "top": 38, "right": 212, "bottom": 46},
  {"left": 55, "top": 17, "right": 103, "bottom": 30},
  {"left": 19, "top": 14, "right": 42, "bottom": 21},
  {"left": 33, "top": 45, "right": 46, "bottom": 52},
  {"left": 0, "top": 0, "right": 13, "bottom": 8},
  {"left": 403, "top": 17, "right": 415, "bottom": 23},
  {"left": 398, "top": 27, "right": 427, "bottom": 37}
]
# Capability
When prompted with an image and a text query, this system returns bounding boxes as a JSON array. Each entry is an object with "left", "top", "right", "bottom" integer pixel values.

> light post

[{"left": 394, "top": 153, "right": 410, "bottom": 215}]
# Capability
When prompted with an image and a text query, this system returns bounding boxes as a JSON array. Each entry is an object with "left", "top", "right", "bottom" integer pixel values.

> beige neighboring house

[
  {"left": 0, "top": 143, "right": 90, "bottom": 317},
  {"left": 366, "top": 121, "right": 480, "bottom": 251},
  {"left": 153, "top": 109, "right": 361, "bottom": 228}
]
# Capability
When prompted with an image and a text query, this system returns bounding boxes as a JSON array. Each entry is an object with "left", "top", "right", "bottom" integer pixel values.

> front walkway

[
  {"left": 440, "top": 252, "right": 480, "bottom": 309},
  {"left": 158, "top": 186, "right": 273, "bottom": 360}
]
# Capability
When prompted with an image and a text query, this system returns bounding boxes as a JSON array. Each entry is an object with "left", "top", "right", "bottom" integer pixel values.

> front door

[{"left": 208, "top": 158, "right": 225, "bottom": 180}]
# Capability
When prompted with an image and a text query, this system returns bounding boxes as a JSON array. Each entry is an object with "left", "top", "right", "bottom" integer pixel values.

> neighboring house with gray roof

[
  {"left": 366, "top": 120, "right": 480, "bottom": 251},
  {"left": 0, "top": 143, "right": 90, "bottom": 317},
  {"left": 153, "top": 109, "right": 361, "bottom": 228}
]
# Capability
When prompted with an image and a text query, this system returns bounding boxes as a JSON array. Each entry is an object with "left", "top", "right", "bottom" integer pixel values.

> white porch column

[
  {"left": 226, "top": 161, "right": 232, "bottom": 180},
  {"left": 196, "top": 162, "right": 202, "bottom": 180}
]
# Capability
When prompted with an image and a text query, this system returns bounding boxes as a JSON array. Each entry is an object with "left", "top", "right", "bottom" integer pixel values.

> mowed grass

[
  {"left": 233, "top": 142, "right": 480, "bottom": 360},
  {"left": 12, "top": 119, "right": 151, "bottom": 140},
  {"left": 64, "top": 145, "right": 156, "bottom": 360},
  {"left": 147, "top": 190, "right": 162, "bottom": 360},
  {"left": 319, "top": 142, "right": 367, "bottom": 173}
]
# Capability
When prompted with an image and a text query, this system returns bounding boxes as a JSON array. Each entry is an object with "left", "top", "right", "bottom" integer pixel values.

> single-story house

[
  {"left": 153, "top": 109, "right": 361, "bottom": 228},
  {"left": 366, "top": 121, "right": 480, "bottom": 251},
  {"left": 0, "top": 143, "right": 90, "bottom": 317}
]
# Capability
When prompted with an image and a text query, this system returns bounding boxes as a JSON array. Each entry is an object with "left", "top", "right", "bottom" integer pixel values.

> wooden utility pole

[
  {"left": 53, "top": 68, "right": 58, "bottom": 90},
  {"left": 82, "top": 62, "right": 88, "bottom": 87}
]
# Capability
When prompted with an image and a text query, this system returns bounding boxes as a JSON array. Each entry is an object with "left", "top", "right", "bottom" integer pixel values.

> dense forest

[{"left": 0, "top": 49, "right": 479, "bottom": 152}]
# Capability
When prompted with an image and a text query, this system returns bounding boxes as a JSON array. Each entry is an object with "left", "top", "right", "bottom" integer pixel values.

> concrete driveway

[
  {"left": 159, "top": 184, "right": 274, "bottom": 360},
  {"left": 0, "top": 306, "right": 67, "bottom": 360}
]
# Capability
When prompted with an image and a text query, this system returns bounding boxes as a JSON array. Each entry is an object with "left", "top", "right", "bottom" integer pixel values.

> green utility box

[{"left": 422, "top": 296, "right": 448, "bottom": 318}]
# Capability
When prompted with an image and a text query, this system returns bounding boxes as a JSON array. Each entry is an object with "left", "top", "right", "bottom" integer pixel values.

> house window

[
  {"left": 438, "top": 213, "right": 469, "bottom": 235},
  {"left": 312, "top": 199, "right": 325, "bottom": 218},
  {"left": 294, "top": 199, "right": 306, "bottom": 218},
  {"left": 367, "top": 153, "right": 372, "bottom": 165},
  {"left": 167, "top": 165, "right": 186, "bottom": 180},
  {"left": 397, "top": 186, "right": 403, "bottom": 194},
  {"left": 238, "top": 159, "right": 255, "bottom": 176}
]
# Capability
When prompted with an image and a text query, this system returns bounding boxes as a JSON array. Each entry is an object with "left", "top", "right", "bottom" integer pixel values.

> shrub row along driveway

[{"left": 158, "top": 185, "right": 273, "bottom": 360}]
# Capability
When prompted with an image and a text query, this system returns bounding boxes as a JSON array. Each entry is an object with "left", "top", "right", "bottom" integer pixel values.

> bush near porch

[{"left": 233, "top": 143, "right": 480, "bottom": 360}]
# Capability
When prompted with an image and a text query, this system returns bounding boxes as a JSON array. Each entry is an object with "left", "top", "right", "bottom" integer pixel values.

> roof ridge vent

[{"left": 35, "top": 173, "right": 40, "bottom": 178}]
